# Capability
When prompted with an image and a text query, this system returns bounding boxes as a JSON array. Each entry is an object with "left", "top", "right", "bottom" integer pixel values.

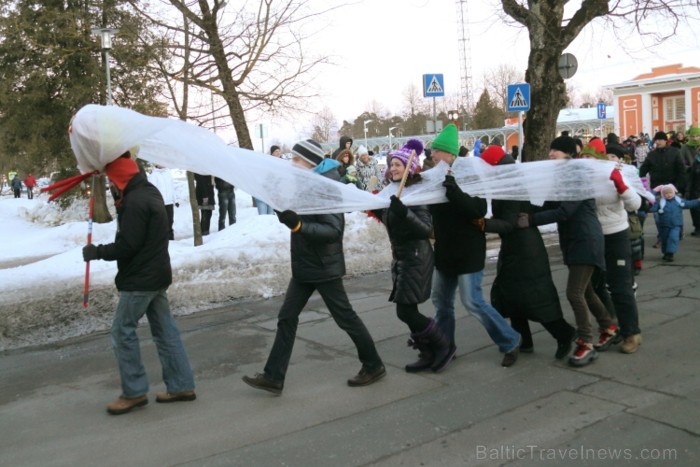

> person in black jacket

[
  {"left": 373, "top": 140, "right": 453, "bottom": 373},
  {"left": 82, "top": 154, "right": 195, "bottom": 415},
  {"left": 243, "top": 139, "right": 385, "bottom": 395},
  {"left": 517, "top": 136, "right": 615, "bottom": 368},
  {"left": 194, "top": 173, "right": 215, "bottom": 235},
  {"left": 480, "top": 146, "right": 576, "bottom": 359},
  {"left": 639, "top": 131, "right": 686, "bottom": 246},
  {"left": 331, "top": 135, "right": 353, "bottom": 159},
  {"left": 214, "top": 176, "right": 236, "bottom": 230},
  {"left": 428, "top": 124, "right": 522, "bottom": 368}
]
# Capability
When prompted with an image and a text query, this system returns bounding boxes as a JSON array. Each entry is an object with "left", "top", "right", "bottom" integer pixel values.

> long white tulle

[{"left": 69, "top": 104, "right": 653, "bottom": 214}]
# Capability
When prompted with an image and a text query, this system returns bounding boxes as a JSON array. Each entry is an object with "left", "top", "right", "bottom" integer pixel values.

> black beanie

[
  {"left": 292, "top": 139, "right": 325, "bottom": 166},
  {"left": 550, "top": 136, "right": 577, "bottom": 157},
  {"left": 653, "top": 131, "right": 668, "bottom": 141},
  {"left": 605, "top": 144, "right": 626, "bottom": 159}
]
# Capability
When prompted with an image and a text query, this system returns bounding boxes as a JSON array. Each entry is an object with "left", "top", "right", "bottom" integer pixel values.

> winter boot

[
  {"left": 422, "top": 319, "right": 455, "bottom": 372},
  {"left": 405, "top": 337, "right": 434, "bottom": 373}
]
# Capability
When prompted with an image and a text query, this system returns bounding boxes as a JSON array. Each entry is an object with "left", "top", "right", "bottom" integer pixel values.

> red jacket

[{"left": 24, "top": 175, "right": 37, "bottom": 187}]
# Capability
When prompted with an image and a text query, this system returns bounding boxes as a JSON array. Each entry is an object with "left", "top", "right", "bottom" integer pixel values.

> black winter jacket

[
  {"left": 290, "top": 168, "right": 346, "bottom": 283},
  {"left": 96, "top": 173, "right": 172, "bottom": 291},
  {"left": 639, "top": 146, "right": 686, "bottom": 192},
  {"left": 533, "top": 199, "right": 605, "bottom": 271},
  {"left": 486, "top": 199, "right": 562, "bottom": 323},
  {"left": 379, "top": 204, "right": 434, "bottom": 305},
  {"left": 430, "top": 186, "right": 488, "bottom": 275}
]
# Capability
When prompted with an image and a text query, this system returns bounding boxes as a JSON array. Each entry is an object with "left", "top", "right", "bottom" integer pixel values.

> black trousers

[{"left": 263, "top": 277, "right": 383, "bottom": 383}]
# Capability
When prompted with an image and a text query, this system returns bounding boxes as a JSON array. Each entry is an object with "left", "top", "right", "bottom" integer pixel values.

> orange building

[{"left": 607, "top": 64, "right": 700, "bottom": 138}]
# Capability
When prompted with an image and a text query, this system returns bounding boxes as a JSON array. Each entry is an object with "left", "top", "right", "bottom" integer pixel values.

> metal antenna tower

[{"left": 456, "top": 0, "right": 473, "bottom": 117}]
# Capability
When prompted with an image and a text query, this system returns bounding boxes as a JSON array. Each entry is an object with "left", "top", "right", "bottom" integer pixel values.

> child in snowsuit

[{"left": 648, "top": 184, "right": 700, "bottom": 262}]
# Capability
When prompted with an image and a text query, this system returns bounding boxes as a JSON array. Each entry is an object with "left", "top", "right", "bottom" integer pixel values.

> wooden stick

[
  {"left": 83, "top": 174, "right": 96, "bottom": 308},
  {"left": 395, "top": 150, "right": 416, "bottom": 199}
]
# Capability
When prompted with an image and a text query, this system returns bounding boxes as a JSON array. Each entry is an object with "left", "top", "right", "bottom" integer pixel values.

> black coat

[
  {"left": 96, "top": 173, "right": 172, "bottom": 292},
  {"left": 430, "top": 189, "right": 488, "bottom": 275},
  {"left": 379, "top": 205, "right": 434, "bottom": 305},
  {"left": 290, "top": 167, "right": 346, "bottom": 283},
  {"left": 639, "top": 146, "right": 686, "bottom": 192},
  {"left": 685, "top": 154, "right": 700, "bottom": 198},
  {"left": 533, "top": 199, "right": 605, "bottom": 271},
  {"left": 486, "top": 199, "right": 562, "bottom": 323},
  {"left": 194, "top": 173, "right": 215, "bottom": 207}
]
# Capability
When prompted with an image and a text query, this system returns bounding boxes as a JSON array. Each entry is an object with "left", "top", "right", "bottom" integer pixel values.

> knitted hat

[
  {"left": 356, "top": 145, "right": 368, "bottom": 156},
  {"left": 580, "top": 144, "right": 606, "bottom": 160},
  {"left": 480, "top": 146, "right": 506, "bottom": 166},
  {"left": 587, "top": 137, "right": 606, "bottom": 155},
  {"left": 687, "top": 127, "right": 700, "bottom": 147},
  {"left": 606, "top": 144, "right": 627, "bottom": 159},
  {"left": 104, "top": 156, "right": 139, "bottom": 190},
  {"left": 550, "top": 136, "right": 577, "bottom": 157},
  {"left": 654, "top": 184, "right": 678, "bottom": 195},
  {"left": 346, "top": 165, "right": 357, "bottom": 175},
  {"left": 653, "top": 131, "right": 668, "bottom": 141},
  {"left": 431, "top": 124, "right": 459, "bottom": 156},
  {"left": 292, "top": 139, "right": 325, "bottom": 167},
  {"left": 388, "top": 139, "right": 423, "bottom": 175}
]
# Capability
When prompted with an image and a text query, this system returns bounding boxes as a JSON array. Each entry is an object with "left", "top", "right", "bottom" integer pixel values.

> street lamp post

[
  {"left": 92, "top": 28, "right": 119, "bottom": 105},
  {"left": 363, "top": 119, "right": 373, "bottom": 150},
  {"left": 389, "top": 127, "right": 398, "bottom": 151}
]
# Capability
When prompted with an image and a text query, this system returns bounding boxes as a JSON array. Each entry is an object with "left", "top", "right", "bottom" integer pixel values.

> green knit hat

[
  {"left": 431, "top": 124, "right": 459, "bottom": 156},
  {"left": 688, "top": 126, "right": 700, "bottom": 146}
]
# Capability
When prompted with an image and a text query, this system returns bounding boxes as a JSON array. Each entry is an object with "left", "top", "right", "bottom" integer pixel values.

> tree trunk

[
  {"left": 521, "top": 47, "right": 567, "bottom": 162},
  {"left": 92, "top": 175, "right": 113, "bottom": 223},
  {"left": 187, "top": 171, "right": 202, "bottom": 246}
]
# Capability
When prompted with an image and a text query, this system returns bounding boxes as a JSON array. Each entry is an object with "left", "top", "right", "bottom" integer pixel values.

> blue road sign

[
  {"left": 507, "top": 83, "right": 530, "bottom": 112},
  {"left": 423, "top": 74, "right": 445, "bottom": 97},
  {"left": 597, "top": 102, "right": 607, "bottom": 119}
]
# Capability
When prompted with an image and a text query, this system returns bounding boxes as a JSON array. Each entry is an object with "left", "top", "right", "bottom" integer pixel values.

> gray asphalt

[{"left": 1, "top": 216, "right": 698, "bottom": 466}]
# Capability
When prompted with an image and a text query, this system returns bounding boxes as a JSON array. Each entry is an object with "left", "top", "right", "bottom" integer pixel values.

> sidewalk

[{"left": 1, "top": 217, "right": 698, "bottom": 466}]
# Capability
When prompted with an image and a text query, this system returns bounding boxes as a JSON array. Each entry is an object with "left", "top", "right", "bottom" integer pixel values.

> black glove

[
  {"left": 83, "top": 244, "right": 99, "bottom": 262},
  {"left": 442, "top": 174, "right": 464, "bottom": 200},
  {"left": 516, "top": 212, "right": 532, "bottom": 229},
  {"left": 276, "top": 210, "right": 300, "bottom": 229},
  {"left": 389, "top": 195, "right": 408, "bottom": 219},
  {"left": 175, "top": 202, "right": 180, "bottom": 208}
]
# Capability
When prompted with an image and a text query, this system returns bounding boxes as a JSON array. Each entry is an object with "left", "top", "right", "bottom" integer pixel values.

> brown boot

[
  {"left": 620, "top": 334, "right": 642, "bottom": 354},
  {"left": 106, "top": 395, "right": 148, "bottom": 415},
  {"left": 155, "top": 390, "right": 196, "bottom": 403}
]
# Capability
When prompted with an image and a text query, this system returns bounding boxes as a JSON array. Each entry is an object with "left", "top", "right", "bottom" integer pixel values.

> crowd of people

[{"left": 20, "top": 118, "right": 697, "bottom": 414}]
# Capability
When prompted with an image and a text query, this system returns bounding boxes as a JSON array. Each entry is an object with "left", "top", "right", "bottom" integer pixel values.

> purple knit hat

[{"left": 388, "top": 139, "right": 423, "bottom": 175}]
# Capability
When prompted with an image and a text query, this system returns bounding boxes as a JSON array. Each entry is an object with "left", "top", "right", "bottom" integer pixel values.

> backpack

[{"left": 628, "top": 211, "right": 643, "bottom": 240}]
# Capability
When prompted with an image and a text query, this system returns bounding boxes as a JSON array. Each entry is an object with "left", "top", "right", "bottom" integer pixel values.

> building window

[{"left": 664, "top": 95, "right": 685, "bottom": 121}]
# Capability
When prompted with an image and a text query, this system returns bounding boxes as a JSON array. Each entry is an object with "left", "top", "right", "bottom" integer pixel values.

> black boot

[
  {"left": 543, "top": 318, "right": 576, "bottom": 359},
  {"left": 424, "top": 319, "right": 455, "bottom": 372},
  {"left": 405, "top": 336, "right": 434, "bottom": 373}
]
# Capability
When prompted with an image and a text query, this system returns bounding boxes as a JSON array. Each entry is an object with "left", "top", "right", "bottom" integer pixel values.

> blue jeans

[
  {"left": 112, "top": 290, "right": 195, "bottom": 397},
  {"left": 256, "top": 198, "right": 275, "bottom": 215},
  {"left": 431, "top": 269, "right": 521, "bottom": 353},
  {"left": 218, "top": 190, "right": 236, "bottom": 229}
]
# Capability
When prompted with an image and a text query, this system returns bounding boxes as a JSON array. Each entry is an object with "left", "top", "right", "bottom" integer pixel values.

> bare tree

[
  {"left": 484, "top": 64, "right": 524, "bottom": 116},
  {"left": 401, "top": 83, "right": 427, "bottom": 118},
  {"left": 133, "top": 0, "right": 334, "bottom": 150},
  {"left": 310, "top": 106, "right": 338, "bottom": 142},
  {"left": 501, "top": 0, "right": 698, "bottom": 161}
]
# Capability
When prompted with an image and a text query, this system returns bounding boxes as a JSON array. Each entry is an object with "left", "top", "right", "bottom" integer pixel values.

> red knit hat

[
  {"left": 104, "top": 156, "right": 139, "bottom": 190},
  {"left": 588, "top": 137, "right": 605, "bottom": 155},
  {"left": 480, "top": 146, "right": 506, "bottom": 166}
]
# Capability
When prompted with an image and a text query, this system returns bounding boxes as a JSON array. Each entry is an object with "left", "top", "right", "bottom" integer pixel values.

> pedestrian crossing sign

[
  {"left": 507, "top": 83, "right": 530, "bottom": 112},
  {"left": 423, "top": 74, "right": 445, "bottom": 97}
]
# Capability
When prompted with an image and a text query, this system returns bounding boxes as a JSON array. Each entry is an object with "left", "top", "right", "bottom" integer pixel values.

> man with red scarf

[{"left": 82, "top": 153, "right": 196, "bottom": 415}]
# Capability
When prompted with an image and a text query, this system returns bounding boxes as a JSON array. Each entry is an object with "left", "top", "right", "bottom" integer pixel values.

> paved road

[{"left": 1, "top": 217, "right": 698, "bottom": 466}]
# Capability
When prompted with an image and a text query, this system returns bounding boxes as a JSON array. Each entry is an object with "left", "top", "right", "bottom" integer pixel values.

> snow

[{"left": 0, "top": 171, "right": 392, "bottom": 351}]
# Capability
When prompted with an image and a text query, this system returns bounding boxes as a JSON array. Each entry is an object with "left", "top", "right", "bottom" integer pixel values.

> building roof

[{"left": 605, "top": 63, "right": 700, "bottom": 91}]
